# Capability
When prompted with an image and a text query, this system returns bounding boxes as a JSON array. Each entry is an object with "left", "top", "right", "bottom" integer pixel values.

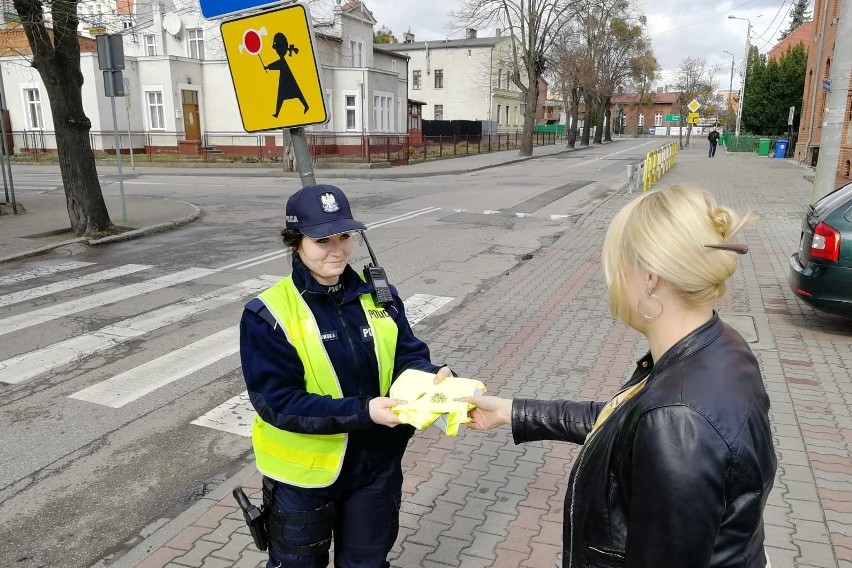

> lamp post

[
  {"left": 723, "top": 49, "right": 735, "bottom": 129},
  {"left": 728, "top": 15, "right": 753, "bottom": 138}
]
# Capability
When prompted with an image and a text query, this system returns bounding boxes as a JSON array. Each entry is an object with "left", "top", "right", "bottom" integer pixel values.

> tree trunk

[
  {"left": 567, "top": 88, "right": 579, "bottom": 148},
  {"left": 519, "top": 80, "right": 539, "bottom": 157},
  {"left": 14, "top": 0, "right": 112, "bottom": 236},
  {"left": 581, "top": 114, "right": 591, "bottom": 146},
  {"left": 603, "top": 98, "right": 613, "bottom": 143},
  {"left": 594, "top": 97, "right": 607, "bottom": 144}
]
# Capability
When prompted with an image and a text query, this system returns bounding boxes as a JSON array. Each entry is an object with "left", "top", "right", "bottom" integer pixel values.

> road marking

[
  {"left": 0, "top": 261, "right": 96, "bottom": 286},
  {"left": 1, "top": 276, "right": 277, "bottom": 385},
  {"left": 219, "top": 207, "right": 443, "bottom": 271},
  {"left": 70, "top": 327, "right": 239, "bottom": 407},
  {"left": 0, "top": 267, "right": 217, "bottom": 338},
  {"left": 0, "top": 264, "right": 151, "bottom": 308},
  {"left": 191, "top": 293, "right": 455, "bottom": 437}
]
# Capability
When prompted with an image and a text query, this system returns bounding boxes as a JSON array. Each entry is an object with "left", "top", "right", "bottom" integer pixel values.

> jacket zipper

[
  {"left": 568, "top": 439, "right": 592, "bottom": 568},
  {"left": 588, "top": 545, "right": 623, "bottom": 560}
]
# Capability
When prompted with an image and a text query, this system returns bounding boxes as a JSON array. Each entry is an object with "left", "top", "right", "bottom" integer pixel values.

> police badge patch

[{"left": 320, "top": 193, "right": 340, "bottom": 213}]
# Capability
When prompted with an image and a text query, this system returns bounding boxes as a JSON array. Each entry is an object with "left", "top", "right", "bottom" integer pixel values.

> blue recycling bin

[{"left": 774, "top": 139, "right": 788, "bottom": 159}]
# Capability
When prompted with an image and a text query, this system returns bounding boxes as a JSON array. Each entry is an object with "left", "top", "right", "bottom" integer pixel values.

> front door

[{"left": 181, "top": 90, "right": 201, "bottom": 141}]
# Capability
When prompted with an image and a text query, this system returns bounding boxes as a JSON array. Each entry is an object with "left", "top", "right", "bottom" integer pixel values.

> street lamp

[
  {"left": 723, "top": 49, "right": 735, "bottom": 129},
  {"left": 728, "top": 15, "right": 753, "bottom": 138}
]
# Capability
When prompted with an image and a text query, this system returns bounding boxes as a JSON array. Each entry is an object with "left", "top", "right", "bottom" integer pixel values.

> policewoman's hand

[
  {"left": 369, "top": 397, "right": 406, "bottom": 427},
  {"left": 456, "top": 396, "right": 512, "bottom": 431},
  {"left": 432, "top": 366, "right": 453, "bottom": 384}
]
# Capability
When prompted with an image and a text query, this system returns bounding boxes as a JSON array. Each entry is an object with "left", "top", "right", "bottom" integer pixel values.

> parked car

[{"left": 789, "top": 182, "right": 852, "bottom": 317}]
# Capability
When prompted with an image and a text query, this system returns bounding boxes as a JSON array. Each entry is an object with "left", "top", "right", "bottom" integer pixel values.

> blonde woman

[{"left": 459, "top": 186, "right": 776, "bottom": 567}]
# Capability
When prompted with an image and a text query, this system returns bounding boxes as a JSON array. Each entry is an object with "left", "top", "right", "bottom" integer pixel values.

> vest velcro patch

[
  {"left": 360, "top": 326, "right": 373, "bottom": 341},
  {"left": 321, "top": 330, "right": 339, "bottom": 342}
]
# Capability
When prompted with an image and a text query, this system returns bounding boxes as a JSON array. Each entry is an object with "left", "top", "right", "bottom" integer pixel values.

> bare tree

[
  {"left": 628, "top": 48, "right": 659, "bottom": 136},
  {"left": 673, "top": 57, "right": 717, "bottom": 149},
  {"left": 11, "top": 0, "right": 112, "bottom": 236},
  {"left": 451, "top": 0, "right": 581, "bottom": 156},
  {"left": 548, "top": 25, "right": 589, "bottom": 148}
]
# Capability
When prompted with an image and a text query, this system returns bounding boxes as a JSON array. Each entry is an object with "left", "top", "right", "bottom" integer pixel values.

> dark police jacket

[
  {"left": 240, "top": 258, "right": 441, "bottom": 470},
  {"left": 512, "top": 314, "right": 776, "bottom": 567}
]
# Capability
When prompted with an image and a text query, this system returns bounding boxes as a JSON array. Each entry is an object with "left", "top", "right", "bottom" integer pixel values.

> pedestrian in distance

[
  {"left": 453, "top": 185, "right": 777, "bottom": 568},
  {"left": 708, "top": 128, "right": 720, "bottom": 158},
  {"left": 240, "top": 183, "right": 452, "bottom": 568}
]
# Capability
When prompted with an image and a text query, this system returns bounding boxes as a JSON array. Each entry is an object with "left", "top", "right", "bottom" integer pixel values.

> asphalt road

[{"left": 0, "top": 139, "right": 654, "bottom": 568}]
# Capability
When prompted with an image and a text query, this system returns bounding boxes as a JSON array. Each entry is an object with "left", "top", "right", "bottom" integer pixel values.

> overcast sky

[{"left": 359, "top": 0, "right": 807, "bottom": 92}]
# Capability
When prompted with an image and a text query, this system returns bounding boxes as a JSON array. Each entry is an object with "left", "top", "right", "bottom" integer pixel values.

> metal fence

[{"left": 6, "top": 129, "right": 561, "bottom": 165}]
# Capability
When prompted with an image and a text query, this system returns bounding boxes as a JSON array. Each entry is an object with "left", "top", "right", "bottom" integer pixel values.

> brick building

[
  {"left": 767, "top": 20, "right": 813, "bottom": 62},
  {"left": 794, "top": 0, "right": 852, "bottom": 181},
  {"left": 611, "top": 89, "right": 682, "bottom": 135}
]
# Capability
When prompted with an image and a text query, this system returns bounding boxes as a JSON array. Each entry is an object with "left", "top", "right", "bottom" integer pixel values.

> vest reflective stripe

[{"left": 252, "top": 275, "right": 398, "bottom": 488}]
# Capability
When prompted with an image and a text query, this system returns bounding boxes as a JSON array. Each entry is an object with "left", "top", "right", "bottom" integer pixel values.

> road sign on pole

[
  {"left": 665, "top": 114, "right": 680, "bottom": 122},
  {"left": 222, "top": 3, "right": 327, "bottom": 132},
  {"left": 687, "top": 98, "right": 702, "bottom": 113},
  {"left": 688, "top": 112, "right": 700, "bottom": 125},
  {"left": 200, "top": 0, "right": 284, "bottom": 20}
]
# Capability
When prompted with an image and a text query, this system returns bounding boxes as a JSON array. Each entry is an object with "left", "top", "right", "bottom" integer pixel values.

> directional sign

[
  {"left": 688, "top": 112, "right": 700, "bottom": 125},
  {"left": 687, "top": 98, "right": 702, "bottom": 113},
  {"left": 200, "top": 0, "right": 281, "bottom": 20},
  {"left": 222, "top": 4, "right": 327, "bottom": 132},
  {"left": 665, "top": 114, "right": 681, "bottom": 122}
]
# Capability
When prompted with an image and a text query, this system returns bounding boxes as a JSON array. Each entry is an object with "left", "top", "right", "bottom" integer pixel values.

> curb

[{"left": 0, "top": 201, "right": 201, "bottom": 265}]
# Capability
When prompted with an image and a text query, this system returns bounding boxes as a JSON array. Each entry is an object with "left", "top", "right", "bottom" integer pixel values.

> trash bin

[
  {"left": 774, "top": 139, "right": 788, "bottom": 159},
  {"left": 758, "top": 138, "right": 771, "bottom": 156}
]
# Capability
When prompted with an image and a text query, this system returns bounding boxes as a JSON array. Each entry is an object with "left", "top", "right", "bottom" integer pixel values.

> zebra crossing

[{"left": 0, "top": 257, "right": 454, "bottom": 438}]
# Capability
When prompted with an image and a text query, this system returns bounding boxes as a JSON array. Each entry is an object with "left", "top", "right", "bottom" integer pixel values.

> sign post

[
  {"left": 221, "top": 3, "right": 327, "bottom": 187},
  {"left": 97, "top": 34, "right": 127, "bottom": 221}
]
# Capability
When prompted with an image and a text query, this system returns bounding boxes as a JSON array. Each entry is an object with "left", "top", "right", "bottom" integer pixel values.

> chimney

[
  {"left": 465, "top": 28, "right": 477, "bottom": 39},
  {"left": 403, "top": 31, "right": 414, "bottom": 43},
  {"left": 495, "top": 28, "right": 502, "bottom": 37}
]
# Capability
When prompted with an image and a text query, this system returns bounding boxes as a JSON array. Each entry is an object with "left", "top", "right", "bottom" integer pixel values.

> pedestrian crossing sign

[{"left": 221, "top": 3, "right": 327, "bottom": 132}]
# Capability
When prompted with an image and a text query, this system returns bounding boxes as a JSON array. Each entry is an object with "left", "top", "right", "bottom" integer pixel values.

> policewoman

[{"left": 240, "top": 184, "right": 451, "bottom": 568}]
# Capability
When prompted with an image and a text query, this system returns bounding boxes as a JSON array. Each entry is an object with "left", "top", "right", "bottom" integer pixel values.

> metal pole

[
  {"left": 289, "top": 127, "right": 316, "bottom": 187},
  {"left": 733, "top": 20, "right": 751, "bottom": 138},
  {"left": 0, "top": 70, "right": 16, "bottom": 214},
  {"left": 811, "top": 0, "right": 852, "bottom": 203},
  {"left": 109, "top": 84, "right": 127, "bottom": 221}
]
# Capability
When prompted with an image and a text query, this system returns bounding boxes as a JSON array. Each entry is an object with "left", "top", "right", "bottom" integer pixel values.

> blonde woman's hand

[
  {"left": 369, "top": 397, "right": 406, "bottom": 427},
  {"left": 457, "top": 396, "right": 512, "bottom": 431}
]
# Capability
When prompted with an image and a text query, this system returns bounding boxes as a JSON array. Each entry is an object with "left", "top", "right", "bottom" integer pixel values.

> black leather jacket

[{"left": 512, "top": 314, "right": 776, "bottom": 568}]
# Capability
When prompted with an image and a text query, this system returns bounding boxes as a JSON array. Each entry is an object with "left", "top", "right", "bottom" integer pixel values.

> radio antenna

[{"left": 360, "top": 231, "right": 380, "bottom": 267}]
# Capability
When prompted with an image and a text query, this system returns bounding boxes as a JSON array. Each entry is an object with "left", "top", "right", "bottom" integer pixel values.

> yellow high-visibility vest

[{"left": 252, "top": 275, "right": 397, "bottom": 488}]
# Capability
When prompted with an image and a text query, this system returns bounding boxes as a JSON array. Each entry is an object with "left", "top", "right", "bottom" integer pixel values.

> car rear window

[{"left": 814, "top": 182, "right": 852, "bottom": 218}]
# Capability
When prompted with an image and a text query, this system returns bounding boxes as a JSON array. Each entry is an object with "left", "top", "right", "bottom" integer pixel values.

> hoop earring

[{"left": 638, "top": 289, "right": 663, "bottom": 319}]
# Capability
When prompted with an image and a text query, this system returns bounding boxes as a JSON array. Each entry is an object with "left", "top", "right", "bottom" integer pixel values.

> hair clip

[{"left": 704, "top": 243, "right": 749, "bottom": 255}]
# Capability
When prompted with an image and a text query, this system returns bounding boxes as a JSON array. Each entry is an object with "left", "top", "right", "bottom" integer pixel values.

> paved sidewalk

[
  {"left": 96, "top": 149, "right": 852, "bottom": 568},
  {"left": 0, "top": 143, "right": 581, "bottom": 264}
]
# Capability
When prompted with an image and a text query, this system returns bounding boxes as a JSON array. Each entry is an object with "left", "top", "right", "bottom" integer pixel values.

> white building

[
  {"left": 381, "top": 29, "right": 526, "bottom": 131},
  {"left": 0, "top": 0, "right": 409, "bottom": 157}
]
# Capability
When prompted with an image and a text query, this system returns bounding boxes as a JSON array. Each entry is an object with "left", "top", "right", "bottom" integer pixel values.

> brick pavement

[{"left": 114, "top": 148, "right": 852, "bottom": 568}]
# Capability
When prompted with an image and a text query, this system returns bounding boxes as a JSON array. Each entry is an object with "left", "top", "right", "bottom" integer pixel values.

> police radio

[{"left": 361, "top": 232, "right": 393, "bottom": 307}]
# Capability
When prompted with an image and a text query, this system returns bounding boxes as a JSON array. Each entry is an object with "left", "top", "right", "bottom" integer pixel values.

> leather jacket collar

[{"left": 631, "top": 312, "right": 724, "bottom": 384}]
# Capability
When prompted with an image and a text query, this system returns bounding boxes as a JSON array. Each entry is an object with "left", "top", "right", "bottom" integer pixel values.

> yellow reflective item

[{"left": 390, "top": 369, "right": 486, "bottom": 436}]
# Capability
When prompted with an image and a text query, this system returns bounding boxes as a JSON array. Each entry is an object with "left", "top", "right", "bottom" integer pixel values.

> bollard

[{"left": 626, "top": 164, "right": 635, "bottom": 193}]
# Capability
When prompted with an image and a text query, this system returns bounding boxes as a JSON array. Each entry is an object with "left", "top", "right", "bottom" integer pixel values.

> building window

[
  {"left": 434, "top": 69, "right": 443, "bottom": 89},
  {"left": 374, "top": 96, "right": 387, "bottom": 131},
  {"left": 24, "top": 88, "right": 44, "bottom": 129},
  {"left": 413, "top": 70, "right": 421, "bottom": 90},
  {"left": 505, "top": 106, "right": 509, "bottom": 124},
  {"left": 350, "top": 40, "right": 362, "bottom": 67},
  {"left": 655, "top": 112, "right": 663, "bottom": 126},
  {"left": 638, "top": 113, "right": 644, "bottom": 127},
  {"left": 434, "top": 104, "right": 443, "bottom": 120},
  {"left": 187, "top": 28, "right": 204, "bottom": 60},
  {"left": 497, "top": 67, "right": 502, "bottom": 88},
  {"left": 505, "top": 70, "right": 512, "bottom": 89},
  {"left": 144, "top": 34, "right": 157, "bottom": 56},
  {"left": 146, "top": 90, "right": 165, "bottom": 130},
  {"left": 496, "top": 104, "right": 501, "bottom": 124},
  {"left": 391, "top": 60, "right": 396, "bottom": 73},
  {"left": 345, "top": 95, "right": 357, "bottom": 130}
]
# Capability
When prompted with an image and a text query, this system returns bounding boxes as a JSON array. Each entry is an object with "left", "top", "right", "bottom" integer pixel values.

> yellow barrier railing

[{"left": 642, "top": 142, "right": 678, "bottom": 192}]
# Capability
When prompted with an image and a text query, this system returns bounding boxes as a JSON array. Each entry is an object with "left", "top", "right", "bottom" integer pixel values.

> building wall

[
  {"left": 767, "top": 20, "right": 813, "bottom": 61},
  {"left": 794, "top": 0, "right": 851, "bottom": 182}
]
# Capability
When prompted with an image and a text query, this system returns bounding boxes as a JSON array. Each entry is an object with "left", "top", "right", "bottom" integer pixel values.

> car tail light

[{"left": 810, "top": 221, "right": 840, "bottom": 262}]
